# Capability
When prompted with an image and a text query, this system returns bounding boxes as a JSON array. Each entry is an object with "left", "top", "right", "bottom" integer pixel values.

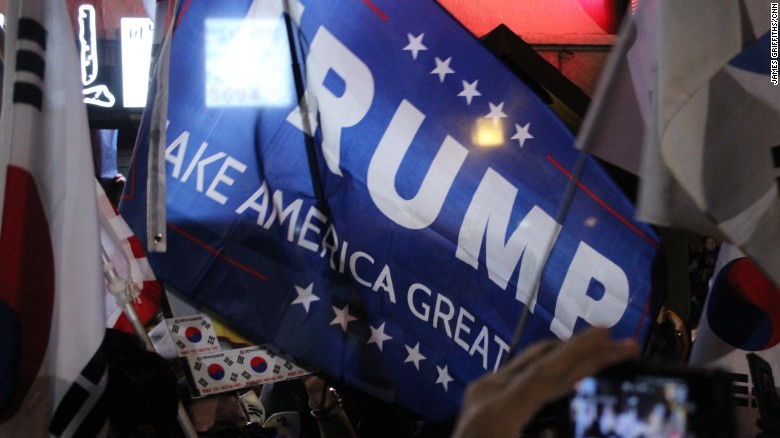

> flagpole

[
  {"left": 100, "top": 246, "right": 198, "bottom": 437},
  {"left": 282, "top": 0, "right": 331, "bottom": 219},
  {"left": 101, "top": 247, "right": 154, "bottom": 349},
  {"left": 506, "top": 150, "right": 588, "bottom": 358}
]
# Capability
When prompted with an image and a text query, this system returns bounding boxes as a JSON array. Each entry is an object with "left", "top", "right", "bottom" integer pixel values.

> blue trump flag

[{"left": 121, "top": 0, "right": 659, "bottom": 420}]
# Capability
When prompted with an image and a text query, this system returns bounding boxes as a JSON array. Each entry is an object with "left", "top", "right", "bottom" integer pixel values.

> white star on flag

[
  {"left": 511, "top": 122, "right": 534, "bottom": 147},
  {"left": 403, "top": 33, "right": 427, "bottom": 60},
  {"left": 435, "top": 365, "right": 454, "bottom": 392},
  {"left": 457, "top": 80, "right": 481, "bottom": 105},
  {"left": 291, "top": 282, "right": 320, "bottom": 313},
  {"left": 403, "top": 342, "right": 426, "bottom": 370},
  {"left": 367, "top": 322, "right": 393, "bottom": 351},
  {"left": 330, "top": 304, "right": 357, "bottom": 333},
  {"left": 431, "top": 57, "right": 455, "bottom": 82},
  {"left": 484, "top": 102, "right": 507, "bottom": 121}
]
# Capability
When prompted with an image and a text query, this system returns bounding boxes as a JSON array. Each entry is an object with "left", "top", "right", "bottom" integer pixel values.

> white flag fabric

[
  {"left": 0, "top": 1, "right": 108, "bottom": 436},
  {"left": 576, "top": 0, "right": 725, "bottom": 237},
  {"left": 575, "top": 0, "right": 657, "bottom": 176},
  {"left": 578, "top": 0, "right": 780, "bottom": 286},
  {"left": 96, "top": 180, "right": 162, "bottom": 332},
  {"left": 689, "top": 243, "right": 780, "bottom": 437}
]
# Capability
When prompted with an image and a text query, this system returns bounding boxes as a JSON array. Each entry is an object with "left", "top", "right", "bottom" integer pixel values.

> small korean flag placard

[
  {"left": 265, "top": 348, "right": 313, "bottom": 380},
  {"left": 167, "top": 314, "right": 221, "bottom": 357},
  {"left": 187, "top": 351, "right": 245, "bottom": 396},
  {"left": 187, "top": 346, "right": 300, "bottom": 396},
  {"left": 235, "top": 346, "right": 286, "bottom": 387}
]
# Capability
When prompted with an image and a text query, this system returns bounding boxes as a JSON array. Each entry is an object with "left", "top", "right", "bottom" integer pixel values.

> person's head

[
  {"left": 186, "top": 392, "right": 247, "bottom": 433},
  {"left": 703, "top": 236, "right": 718, "bottom": 252},
  {"left": 104, "top": 329, "right": 180, "bottom": 437}
]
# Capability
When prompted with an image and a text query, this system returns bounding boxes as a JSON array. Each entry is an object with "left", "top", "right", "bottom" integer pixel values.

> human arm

[
  {"left": 303, "top": 375, "right": 358, "bottom": 438},
  {"left": 451, "top": 326, "right": 640, "bottom": 438}
]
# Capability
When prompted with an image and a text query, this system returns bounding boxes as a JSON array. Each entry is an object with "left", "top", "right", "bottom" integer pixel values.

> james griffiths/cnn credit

[{"left": 771, "top": 2, "right": 778, "bottom": 84}]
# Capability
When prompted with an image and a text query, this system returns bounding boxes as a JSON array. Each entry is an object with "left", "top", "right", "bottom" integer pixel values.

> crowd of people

[
  {"left": 102, "top": 235, "right": 729, "bottom": 437},
  {"left": 104, "top": 325, "right": 639, "bottom": 438}
]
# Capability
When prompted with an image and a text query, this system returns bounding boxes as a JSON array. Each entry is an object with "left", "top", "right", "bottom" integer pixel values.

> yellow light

[{"left": 472, "top": 118, "right": 505, "bottom": 147}]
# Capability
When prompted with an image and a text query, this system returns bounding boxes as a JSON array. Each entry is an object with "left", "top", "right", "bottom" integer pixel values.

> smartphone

[{"left": 565, "top": 362, "right": 735, "bottom": 437}]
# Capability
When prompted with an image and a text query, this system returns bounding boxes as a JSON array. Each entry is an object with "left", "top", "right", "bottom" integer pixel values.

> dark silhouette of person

[
  {"left": 689, "top": 236, "right": 719, "bottom": 327},
  {"left": 104, "top": 329, "right": 180, "bottom": 437}
]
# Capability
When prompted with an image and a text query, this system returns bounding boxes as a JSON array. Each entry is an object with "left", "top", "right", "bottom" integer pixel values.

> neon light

[{"left": 78, "top": 4, "right": 116, "bottom": 108}]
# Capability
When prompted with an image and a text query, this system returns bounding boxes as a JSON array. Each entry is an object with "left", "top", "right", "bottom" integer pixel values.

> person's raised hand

[{"left": 451, "top": 326, "right": 639, "bottom": 438}]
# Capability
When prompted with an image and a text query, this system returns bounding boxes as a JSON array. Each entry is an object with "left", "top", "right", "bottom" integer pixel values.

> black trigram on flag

[
  {"left": 199, "top": 378, "right": 209, "bottom": 388},
  {"left": 284, "top": 361, "right": 293, "bottom": 371},
  {"left": 246, "top": 405, "right": 264, "bottom": 421},
  {"left": 730, "top": 372, "right": 757, "bottom": 408},
  {"left": 267, "top": 351, "right": 277, "bottom": 359},
  {"left": 207, "top": 335, "right": 216, "bottom": 345},
  {"left": 201, "top": 320, "right": 212, "bottom": 329},
  {"left": 171, "top": 324, "right": 180, "bottom": 334},
  {"left": 224, "top": 357, "right": 234, "bottom": 366},
  {"left": 194, "top": 361, "right": 203, "bottom": 371},
  {"left": 237, "top": 355, "right": 245, "bottom": 365},
  {"left": 176, "top": 340, "right": 186, "bottom": 349},
  {"left": 273, "top": 364, "right": 281, "bottom": 374},
  {"left": 242, "top": 371, "right": 251, "bottom": 380},
  {"left": 13, "top": 17, "right": 46, "bottom": 111},
  {"left": 230, "top": 373, "right": 239, "bottom": 382},
  {"left": 49, "top": 334, "right": 108, "bottom": 437}
]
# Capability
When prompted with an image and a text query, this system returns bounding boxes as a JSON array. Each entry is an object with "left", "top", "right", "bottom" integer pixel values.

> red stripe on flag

[
  {"left": 127, "top": 230, "right": 147, "bottom": 260},
  {"left": 546, "top": 155, "right": 659, "bottom": 249},
  {"left": 112, "top": 279, "right": 162, "bottom": 333},
  {"left": 363, "top": 0, "right": 389, "bottom": 21},
  {"left": 106, "top": 202, "right": 148, "bottom": 261},
  {"left": 98, "top": 182, "right": 162, "bottom": 332},
  {"left": 167, "top": 222, "right": 269, "bottom": 281},
  {"left": 174, "top": 0, "right": 192, "bottom": 31}
]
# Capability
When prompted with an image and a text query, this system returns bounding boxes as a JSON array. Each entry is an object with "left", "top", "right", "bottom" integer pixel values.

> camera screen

[{"left": 570, "top": 374, "right": 690, "bottom": 438}]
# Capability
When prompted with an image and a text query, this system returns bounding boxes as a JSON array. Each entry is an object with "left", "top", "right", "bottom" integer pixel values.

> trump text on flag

[{"left": 121, "top": 0, "right": 658, "bottom": 421}]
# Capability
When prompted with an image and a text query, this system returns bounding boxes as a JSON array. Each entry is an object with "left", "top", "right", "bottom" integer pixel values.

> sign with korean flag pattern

[
  {"left": 187, "top": 346, "right": 306, "bottom": 396},
  {"left": 167, "top": 314, "right": 220, "bottom": 356}
]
